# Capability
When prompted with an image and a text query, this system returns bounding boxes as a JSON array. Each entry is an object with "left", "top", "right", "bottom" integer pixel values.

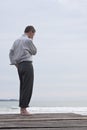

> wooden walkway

[{"left": 0, "top": 113, "right": 87, "bottom": 130}]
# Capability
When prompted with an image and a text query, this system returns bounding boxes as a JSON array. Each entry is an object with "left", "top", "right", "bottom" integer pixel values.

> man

[{"left": 9, "top": 25, "right": 37, "bottom": 115}]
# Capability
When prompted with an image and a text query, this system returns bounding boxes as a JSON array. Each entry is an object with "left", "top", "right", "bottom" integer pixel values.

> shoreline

[{"left": 0, "top": 107, "right": 87, "bottom": 115}]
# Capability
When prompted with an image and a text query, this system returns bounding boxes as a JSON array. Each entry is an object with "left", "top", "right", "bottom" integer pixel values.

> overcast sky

[{"left": 0, "top": 0, "right": 87, "bottom": 106}]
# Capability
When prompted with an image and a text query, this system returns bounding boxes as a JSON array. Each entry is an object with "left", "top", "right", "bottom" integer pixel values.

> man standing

[{"left": 9, "top": 26, "right": 37, "bottom": 115}]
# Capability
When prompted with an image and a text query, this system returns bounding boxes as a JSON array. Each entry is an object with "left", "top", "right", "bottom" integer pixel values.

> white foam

[
  {"left": 29, "top": 107, "right": 87, "bottom": 115},
  {"left": 0, "top": 107, "right": 87, "bottom": 115}
]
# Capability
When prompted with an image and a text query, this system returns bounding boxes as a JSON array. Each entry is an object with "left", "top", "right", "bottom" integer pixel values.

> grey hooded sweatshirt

[{"left": 9, "top": 34, "right": 37, "bottom": 65}]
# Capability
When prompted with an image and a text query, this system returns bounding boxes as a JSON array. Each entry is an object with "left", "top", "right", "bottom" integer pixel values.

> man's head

[{"left": 24, "top": 25, "right": 36, "bottom": 39}]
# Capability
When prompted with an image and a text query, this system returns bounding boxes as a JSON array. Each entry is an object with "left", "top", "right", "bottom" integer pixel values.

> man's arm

[
  {"left": 9, "top": 43, "right": 17, "bottom": 65},
  {"left": 25, "top": 39, "right": 37, "bottom": 55}
]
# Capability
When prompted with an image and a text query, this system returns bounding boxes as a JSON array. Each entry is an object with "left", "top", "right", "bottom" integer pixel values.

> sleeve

[
  {"left": 9, "top": 44, "right": 16, "bottom": 65},
  {"left": 25, "top": 39, "right": 37, "bottom": 55}
]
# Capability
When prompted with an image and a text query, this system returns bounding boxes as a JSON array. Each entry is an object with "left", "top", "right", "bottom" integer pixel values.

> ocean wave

[{"left": 0, "top": 107, "right": 87, "bottom": 115}]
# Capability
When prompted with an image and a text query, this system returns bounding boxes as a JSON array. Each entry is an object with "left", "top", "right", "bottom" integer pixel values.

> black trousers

[{"left": 17, "top": 61, "right": 34, "bottom": 108}]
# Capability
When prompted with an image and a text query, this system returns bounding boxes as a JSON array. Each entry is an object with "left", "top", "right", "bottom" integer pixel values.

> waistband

[{"left": 18, "top": 61, "right": 32, "bottom": 64}]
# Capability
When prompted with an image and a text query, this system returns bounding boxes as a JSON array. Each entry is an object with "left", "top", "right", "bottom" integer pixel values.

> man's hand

[{"left": 15, "top": 64, "right": 18, "bottom": 68}]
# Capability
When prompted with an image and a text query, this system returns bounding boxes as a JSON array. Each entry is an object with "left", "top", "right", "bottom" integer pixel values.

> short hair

[{"left": 24, "top": 25, "right": 36, "bottom": 33}]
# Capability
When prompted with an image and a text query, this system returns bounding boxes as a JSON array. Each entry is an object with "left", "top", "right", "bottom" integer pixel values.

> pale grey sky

[{"left": 0, "top": 0, "right": 87, "bottom": 106}]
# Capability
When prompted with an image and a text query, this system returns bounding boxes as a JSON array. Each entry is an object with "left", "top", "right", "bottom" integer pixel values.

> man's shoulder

[
  {"left": 14, "top": 35, "right": 32, "bottom": 45},
  {"left": 13, "top": 38, "right": 20, "bottom": 45},
  {"left": 23, "top": 37, "right": 32, "bottom": 44},
  {"left": 20, "top": 35, "right": 32, "bottom": 42}
]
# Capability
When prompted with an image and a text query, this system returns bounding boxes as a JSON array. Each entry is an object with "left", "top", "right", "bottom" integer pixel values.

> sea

[{"left": 0, "top": 100, "right": 87, "bottom": 115}]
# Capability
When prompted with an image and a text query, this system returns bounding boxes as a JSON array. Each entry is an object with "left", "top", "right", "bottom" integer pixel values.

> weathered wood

[
  {"left": 1, "top": 129, "right": 87, "bottom": 130},
  {"left": 0, "top": 113, "right": 87, "bottom": 130}
]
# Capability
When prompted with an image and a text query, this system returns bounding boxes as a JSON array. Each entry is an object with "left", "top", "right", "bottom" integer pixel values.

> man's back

[{"left": 9, "top": 34, "right": 37, "bottom": 65}]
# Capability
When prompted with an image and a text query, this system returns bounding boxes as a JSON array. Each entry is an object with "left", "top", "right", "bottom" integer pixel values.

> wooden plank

[
  {"left": 3, "top": 127, "right": 87, "bottom": 130},
  {"left": 0, "top": 113, "right": 87, "bottom": 120},
  {"left": 0, "top": 114, "right": 87, "bottom": 123},
  {"left": 0, "top": 119, "right": 87, "bottom": 128},
  {"left": 0, "top": 113, "right": 87, "bottom": 129}
]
